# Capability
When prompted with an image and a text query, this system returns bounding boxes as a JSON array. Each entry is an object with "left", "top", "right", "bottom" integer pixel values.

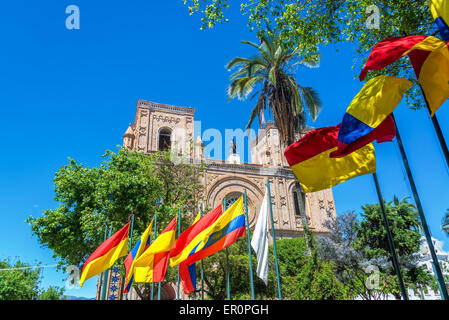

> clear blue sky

[{"left": 1, "top": 1, "right": 449, "bottom": 299}]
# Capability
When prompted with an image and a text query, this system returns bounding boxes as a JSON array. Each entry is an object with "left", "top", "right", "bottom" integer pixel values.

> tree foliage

[
  {"left": 27, "top": 148, "right": 204, "bottom": 299},
  {"left": 185, "top": 0, "right": 438, "bottom": 110},
  {"left": 319, "top": 198, "right": 436, "bottom": 300},
  {"left": 0, "top": 258, "right": 65, "bottom": 300}
]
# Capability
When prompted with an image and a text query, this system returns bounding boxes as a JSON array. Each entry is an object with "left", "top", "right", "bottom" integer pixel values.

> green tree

[
  {"left": 39, "top": 286, "right": 65, "bottom": 300},
  {"left": 227, "top": 28, "right": 322, "bottom": 146},
  {"left": 0, "top": 258, "right": 41, "bottom": 300},
  {"left": 196, "top": 236, "right": 348, "bottom": 300},
  {"left": 27, "top": 148, "right": 204, "bottom": 299},
  {"left": 185, "top": 0, "right": 437, "bottom": 109},
  {"left": 353, "top": 197, "right": 436, "bottom": 299}
]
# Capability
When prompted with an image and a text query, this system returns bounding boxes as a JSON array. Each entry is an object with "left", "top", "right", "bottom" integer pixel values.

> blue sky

[{"left": 1, "top": 1, "right": 449, "bottom": 299}]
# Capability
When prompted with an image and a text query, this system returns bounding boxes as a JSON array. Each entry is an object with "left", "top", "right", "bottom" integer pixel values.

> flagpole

[
  {"left": 200, "top": 204, "right": 205, "bottom": 300},
  {"left": 372, "top": 173, "right": 409, "bottom": 300},
  {"left": 223, "top": 199, "right": 231, "bottom": 300},
  {"left": 392, "top": 113, "right": 449, "bottom": 300},
  {"left": 98, "top": 221, "right": 109, "bottom": 300},
  {"left": 266, "top": 181, "right": 282, "bottom": 300},
  {"left": 100, "top": 225, "right": 113, "bottom": 300},
  {"left": 125, "top": 215, "right": 135, "bottom": 300},
  {"left": 177, "top": 209, "right": 181, "bottom": 300},
  {"left": 420, "top": 86, "right": 449, "bottom": 169},
  {"left": 294, "top": 182, "right": 311, "bottom": 255},
  {"left": 244, "top": 190, "right": 255, "bottom": 300},
  {"left": 151, "top": 213, "right": 158, "bottom": 301}
]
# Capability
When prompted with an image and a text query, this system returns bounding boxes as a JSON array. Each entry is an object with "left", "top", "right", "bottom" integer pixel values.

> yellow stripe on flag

[
  {"left": 169, "top": 197, "right": 244, "bottom": 267},
  {"left": 347, "top": 76, "right": 412, "bottom": 128},
  {"left": 291, "top": 144, "right": 377, "bottom": 193},
  {"left": 133, "top": 229, "right": 176, "bottom": 283},
  {"left": 79, "top": 239, "right": 128, "bottom": 287}
]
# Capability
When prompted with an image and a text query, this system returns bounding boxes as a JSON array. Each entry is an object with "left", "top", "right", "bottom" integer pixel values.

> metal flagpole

[
  {"left": 243, "top": 190, "right": 255, "bottom": 300},
  {"left": 177, "top": 209, "right": 181, "bottom": 300},
  {"left": 372, "top": 173, "right": 409, "bottom": 300},
  {"left": 420, "top": 86, "right": 449, "bottom": 169},
  {"left": 266, "top": 181, "right": 282, "bottom": 300},
  {"left": 223, "top": 199, "right": 231, "bottom": 300},
  {"left": 200, "top": 204, "right": 205, "bottom": 300},
  {"left": 100, "top": 225, "right": 113, "bottom": 300},
  {"left": 392, "top": 113, "right": 449, "bottom": 300},
  {"left": 294, "top": 182, "right": 311, "bottom": 255},
  {"left": 125, "top": 215, "right": 135, "bottom": 300},
  {"left": 98, "top": 221, "right": 109, "bottom": 300},
  {"left": 150, "top": 213, "right": 158, "bottom": 301}
]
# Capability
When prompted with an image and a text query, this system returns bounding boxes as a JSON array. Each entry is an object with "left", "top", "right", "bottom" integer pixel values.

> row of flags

[
  {"left": 285, "top": 0, "right": 449, "bottom": 194},
  {"left": 79, "top": 194, "right": 273, "bottom": 296}
]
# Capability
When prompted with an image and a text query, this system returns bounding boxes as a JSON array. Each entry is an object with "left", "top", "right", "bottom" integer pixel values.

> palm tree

[{"left": 226, "top": 29, "right": 322, "bottom": 147}]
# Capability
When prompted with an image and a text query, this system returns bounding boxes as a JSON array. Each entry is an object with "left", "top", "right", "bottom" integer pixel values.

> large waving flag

[
  {"left": 284, "top": 125, "right": 376, "bottom": 193},
  {"left": 171, "top": 197, "right": 246, "bottom": 267},
  {"left": 123, "top": 218, "right": 154, "bottom": 293},
  {"left": 329, "top": 76, "right": 411, "bottom": 158},
  {"left": 79, "top": 222, "right": 130, "bottom": 287},
  {"left": 133, "top": 217, "right": 177, "bottom": 283},
  {"left": 359, "top": 36, "right": 449, "bottom": 116},
  {"left": 251, "top": 189, "right": 269, "bottom": 285},
  {"left": 429, "top": 0, "right": 449, "bottom": 41},
  {"left": 169, "top": 205, "right": 223, "bottom": 267}
]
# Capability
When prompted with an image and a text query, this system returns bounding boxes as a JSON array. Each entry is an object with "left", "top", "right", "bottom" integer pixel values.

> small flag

[
  {"left": 133, "top": 217, "right": 177, "bottom": 283},
  {"left": 251, "top": 189, "right": 269, "bottom": 285},
  {"left": 284, "top": 125, "right": 376, "bottom": 193},
  {"left": 429, "top": 0, "right": 449, "bottom": 42},
  {"left": 79, "top": 222, "right": 130, "bottom": 287},
  {"left": 123, "top": 219, "right": 154, "bottom": 293},
  {"left": 169, "top": 205, "right": 223, "bottom": 267},
  {"left": 330, "top": 75, "right": 411, "bottom": 157}
]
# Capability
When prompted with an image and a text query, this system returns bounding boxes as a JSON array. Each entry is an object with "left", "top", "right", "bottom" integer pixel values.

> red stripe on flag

[
  {"left": 184, "top": 226, "right": 246, "bottom": 266},
  {"left": 284, "top": 125, "right": 340, "bottom": 166},
  {"left": 81, "top": 222, "right": 129, "bottom": 274},
  {"left": 169, "top": 205, "right": 222, "bottom": 258}
]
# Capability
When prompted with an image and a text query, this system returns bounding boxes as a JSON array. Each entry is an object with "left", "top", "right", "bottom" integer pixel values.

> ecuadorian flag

[
  {"left": 79, "top": 222, "right": 130, "bottom": 287},
  {"left": 284, "top": 125, "right": 376, "bottom": 193},
  {"left": 429, "top": 0, "right": 449, "bottom": 42},
  {"left": 330, "top": 76, "right": 411, "bottom": 158},
  {"left": 123, "top": 219, "right": 154, "bottom": 293},
  {"left": 170, "top": 197, "right": 246, "bottom": 267}
]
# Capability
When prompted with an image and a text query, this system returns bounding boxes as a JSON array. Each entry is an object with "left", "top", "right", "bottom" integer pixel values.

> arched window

[
  {"left": 158, "top": 128, "right": 172, "bottom": 151},
  {"left": 292, "top": 190, "right": 305, "bottom": 216},
  {"left": 223, "top": 192, "right": 242, "bottom": 209}
]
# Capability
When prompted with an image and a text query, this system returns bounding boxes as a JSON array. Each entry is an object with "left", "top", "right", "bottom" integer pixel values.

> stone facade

[{"left": 98, "top": 99, "right": 337, "bottom": 299}]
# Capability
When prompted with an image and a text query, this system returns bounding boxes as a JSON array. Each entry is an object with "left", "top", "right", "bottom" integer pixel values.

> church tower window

[{"left": 158, "top": 128, "right": 172, "bottom": 151}]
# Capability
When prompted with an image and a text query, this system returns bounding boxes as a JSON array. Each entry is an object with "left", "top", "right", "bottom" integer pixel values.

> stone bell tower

[{"left": 123, "top": 100, "right": 195, "bottom": 156}]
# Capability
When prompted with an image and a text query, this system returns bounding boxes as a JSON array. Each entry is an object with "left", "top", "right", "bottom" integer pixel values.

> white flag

[{"left": 251, "top": 188, "right": 269, "bottom": 284}]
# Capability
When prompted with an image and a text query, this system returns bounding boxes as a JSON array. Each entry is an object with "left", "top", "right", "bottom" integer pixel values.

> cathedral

[{"left": 96, "top": 99, "right": 337, "bottom": 300}]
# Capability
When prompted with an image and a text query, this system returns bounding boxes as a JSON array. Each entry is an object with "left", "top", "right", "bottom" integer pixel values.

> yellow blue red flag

[
  {"left": 170, "top": 198, "right": 246, "bottom": 267},
  {"left": 429, "top": 0, "right": 449, "bottom": 42}
]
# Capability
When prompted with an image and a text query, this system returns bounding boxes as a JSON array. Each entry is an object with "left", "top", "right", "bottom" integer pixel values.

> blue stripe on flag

[{"left": 339, "top": 113, "right": 374, "bottom": 145}]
